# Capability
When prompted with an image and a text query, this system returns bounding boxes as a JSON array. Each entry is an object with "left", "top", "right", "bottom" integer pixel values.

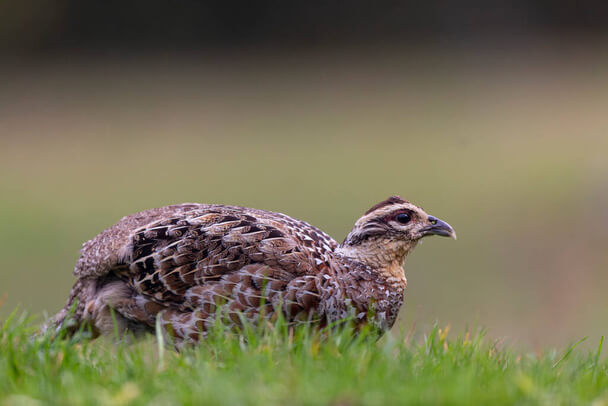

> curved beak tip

[{"left": 425, "top": 216, "right": 457, "bottom": 240}]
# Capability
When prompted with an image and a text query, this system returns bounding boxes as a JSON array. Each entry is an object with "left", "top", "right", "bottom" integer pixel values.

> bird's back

[
  {"left": 76, "top": 203, "right": 338, "bottom": 279},
  {"left": 58, "top": 203, "right": 340, "bottom": 342}
]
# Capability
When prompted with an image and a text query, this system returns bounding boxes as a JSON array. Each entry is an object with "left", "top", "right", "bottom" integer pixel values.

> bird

[{"left": 47, "top": 196, "right": 455, "bottom": 345}]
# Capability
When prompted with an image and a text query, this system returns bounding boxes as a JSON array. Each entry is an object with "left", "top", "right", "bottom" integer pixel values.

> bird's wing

[{"left": 74, "top": 204, "right": 338, "bottom": 307}]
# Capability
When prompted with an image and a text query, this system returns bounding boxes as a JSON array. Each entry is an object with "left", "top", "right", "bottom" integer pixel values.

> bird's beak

[{"left": 422, "top": 216, "right": 457, "bottom": 240}]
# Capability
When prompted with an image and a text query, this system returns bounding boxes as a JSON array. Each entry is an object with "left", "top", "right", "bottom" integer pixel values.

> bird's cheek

[
  {"left": 398, "top": 229, "right": 415, "bottom": 241},
  {"left": 412, "top": 227, "right": 428, "bottom": 240}
]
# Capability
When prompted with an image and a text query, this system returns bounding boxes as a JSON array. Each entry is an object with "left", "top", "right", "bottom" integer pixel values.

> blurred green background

[
  {"left": 1, "top": 1, "right": 607, "bottom": 349},
  {"left": 2, "top": 49, "right": 607, "bottom": 349}
]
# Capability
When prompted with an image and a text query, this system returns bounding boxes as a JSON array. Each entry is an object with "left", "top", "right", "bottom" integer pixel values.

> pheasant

[{"left": 48, "top": 196, "right": 455, "bottom": 344}]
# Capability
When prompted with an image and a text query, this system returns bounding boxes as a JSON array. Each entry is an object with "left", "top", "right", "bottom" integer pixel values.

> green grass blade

[{"left": 552, "top": 336, "right": 588, "bottom": 368}]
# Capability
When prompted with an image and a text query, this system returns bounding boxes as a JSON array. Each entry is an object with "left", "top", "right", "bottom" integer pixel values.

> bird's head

[{"left": 337, "top": 196, "right": 456, "bottom": 270}]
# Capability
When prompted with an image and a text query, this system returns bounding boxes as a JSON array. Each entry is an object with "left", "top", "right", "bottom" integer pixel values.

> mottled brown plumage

[{"left": 48, "top": 196, "right": 455, "bottom": 345}]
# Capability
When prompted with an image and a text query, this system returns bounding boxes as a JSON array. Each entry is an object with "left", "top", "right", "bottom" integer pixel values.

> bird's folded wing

[{"left": 73, "top": 204, "right": 337, "bottom": 308}]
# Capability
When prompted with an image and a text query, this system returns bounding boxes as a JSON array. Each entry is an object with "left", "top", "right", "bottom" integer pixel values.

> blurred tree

[{"left": 1, "top": 0, "right": 607, "bottom": 54}]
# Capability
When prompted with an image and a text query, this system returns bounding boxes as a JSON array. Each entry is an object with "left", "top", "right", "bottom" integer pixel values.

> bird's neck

[{"left": 336, "top": 237, "right": 417, "bottom": 285}]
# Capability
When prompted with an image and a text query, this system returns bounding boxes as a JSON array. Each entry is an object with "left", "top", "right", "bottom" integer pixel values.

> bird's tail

[{"left": 41, "top": 278, "right": 92, "bottom": 337}]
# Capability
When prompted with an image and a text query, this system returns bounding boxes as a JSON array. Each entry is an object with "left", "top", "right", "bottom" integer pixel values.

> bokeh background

[{"left": 1, "top": 1, "right": 607, "bottom": 349}]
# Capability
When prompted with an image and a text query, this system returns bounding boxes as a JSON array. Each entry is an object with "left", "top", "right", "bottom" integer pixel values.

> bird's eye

[{"left": 395, "top": 213, "right": 411, "bottom": 225}]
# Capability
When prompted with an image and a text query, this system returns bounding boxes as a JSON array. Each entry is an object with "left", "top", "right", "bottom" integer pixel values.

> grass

[{"left": 1, "top": 311, "right": 606, "bottom": 406}]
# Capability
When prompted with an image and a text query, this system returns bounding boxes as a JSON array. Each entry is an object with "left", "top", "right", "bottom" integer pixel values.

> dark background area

[{"left": 3, "top": 1, "right": 608, "bottom": 54}]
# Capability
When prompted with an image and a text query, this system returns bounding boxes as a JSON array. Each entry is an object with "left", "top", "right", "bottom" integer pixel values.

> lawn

[
  {"left": 1, "top": 311, "right": 606, "bottom": 406},
  {"left": 2, "top": 51, "right": 608, "bottom": 405}
]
